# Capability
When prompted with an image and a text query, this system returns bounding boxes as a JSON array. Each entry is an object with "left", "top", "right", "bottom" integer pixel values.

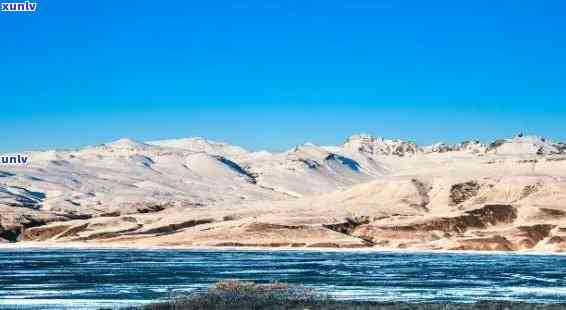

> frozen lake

[{"left": 1, "top": 248, "right": 566, "bottom": 309}]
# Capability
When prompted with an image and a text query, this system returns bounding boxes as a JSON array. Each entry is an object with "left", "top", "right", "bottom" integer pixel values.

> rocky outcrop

[
  {"left": 448, "top": 224, "right": 556, "bottom": 251},
  {"left": 510, "top": 224, "right": 555, "bottom": 249},
  {"left": 20, "top": 221, "right": 79, "bottom": 241},
  {"left": 450, "top": 236, "right": 515, "bottom": 251},
  {"left": 323, "top": 216, "right": 370, "bottom": 235},
  {"left": 533, "top": 208, "right": 566, "bottom": 220},
  {"left": 351, "top": 205, "right": 517, "bottom": 249},
  {"left": 352, "top": 225, "right": 445, "bottom": 248},
  {"left": 420, "top": 204, "right": 517, "bottom": 233},
  {"left": 20, "top": 216, "right": 142, "bottom": 242},
  {"left": 0, "top": 208, "right": 80, "bottom": 242},
  {"left": 411, "top": 179, "right": 431, "bottom": 212},
  {"left": 342, "top": 134, "right": 420, "bottom": 157},
  {"left": 450, "top": 181, "right": 481, "bottom": 205},
  {"left": 544, "top": 228, "right": 566, "bottom": 251},
  {"left": 394, "top": 204, "right": 517, "bottom": 233},
  {"left": 140, "top": 219, "right": 214, "bottom": 235}
]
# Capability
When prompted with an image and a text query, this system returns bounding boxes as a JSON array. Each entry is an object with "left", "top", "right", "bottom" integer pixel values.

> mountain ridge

[
  {"left": 2, "top": 133, "right": 566, "bottom": 251},
  {"left": 116, "top": 133, "right": 566, "bottom": 157}
]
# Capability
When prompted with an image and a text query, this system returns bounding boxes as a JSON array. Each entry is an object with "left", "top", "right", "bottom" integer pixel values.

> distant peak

[
  {"left": 510, "top": 134, "right": 548, "bottom": 143},
  {"left": 290, "top": 142, "right": 319, "bottom": 151},
  {"left": 105, "top": 138, "right": 148, "bottom": 149},
  {"left": 423, "top": 140, "right": 485, "bottom": 154},
  {"left": 343, "top": 133, "right": 419, "bottom": 157},
  {"left": 147, "top": 136, "right": 249, "bottom": 157},
  {"left": 487, "top": 134, "right": 560, "bottom": 155},
  {"left": 346, "top": 133, "right": 384, "bottom": 142},
  {"left": 289, "top": 142, "right": 327, "bottom": 155},
  {"left": 148, "top": 137, "right": 225, "bottom": 147}
]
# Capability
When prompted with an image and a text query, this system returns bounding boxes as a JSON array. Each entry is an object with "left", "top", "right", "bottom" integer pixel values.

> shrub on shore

[
  {"left": 127, "top": 280, "right": 324, "bottom": 310},
  {"left": 124, "top": 280, "right": 566, "bottom": 310}
]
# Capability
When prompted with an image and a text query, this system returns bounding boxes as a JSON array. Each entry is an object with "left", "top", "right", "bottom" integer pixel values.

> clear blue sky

[{"left": 1, "top": 0, "right": 565, "bottom": 152}]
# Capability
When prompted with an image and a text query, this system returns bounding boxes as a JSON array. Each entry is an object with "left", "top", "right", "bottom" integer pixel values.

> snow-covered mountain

[{"left": 2, "top": 133, "right": 566, "bottom": 251}]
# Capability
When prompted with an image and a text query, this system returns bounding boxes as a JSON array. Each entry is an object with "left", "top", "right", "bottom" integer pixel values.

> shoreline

[{"left": 2, "top": 241, "right": 565, "bottom": 256}]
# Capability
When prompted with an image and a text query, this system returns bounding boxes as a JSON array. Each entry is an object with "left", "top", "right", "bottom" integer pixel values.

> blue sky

[{"left": 1, "top": 0, "right": 565, "bottom": 152}]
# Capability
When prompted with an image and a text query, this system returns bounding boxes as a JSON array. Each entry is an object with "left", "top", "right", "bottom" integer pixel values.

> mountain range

[{"left": 2, "top": 133, "right": 566, "bottom": 252}]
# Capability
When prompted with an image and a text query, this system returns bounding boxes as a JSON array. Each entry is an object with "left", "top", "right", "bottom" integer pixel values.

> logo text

[{"left": 1, "top": 1, "right": 37, "bottom": 12}]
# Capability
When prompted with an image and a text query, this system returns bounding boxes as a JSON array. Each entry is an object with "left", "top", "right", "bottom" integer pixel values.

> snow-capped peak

[
  {"left": 423, "top": 140, "right": 485, "bottom": 154},
  {"left": 487, "top": 134, "right": 561, "bottom": 155},
  {"left": 342, "top": 133, "right": 420, "bottom": 157},
  {"left": 104, "top": 138, "right": 150, "bottom": 150},
  {"left": 147, "top": 137, "right": 249, "bottom": 158}
]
